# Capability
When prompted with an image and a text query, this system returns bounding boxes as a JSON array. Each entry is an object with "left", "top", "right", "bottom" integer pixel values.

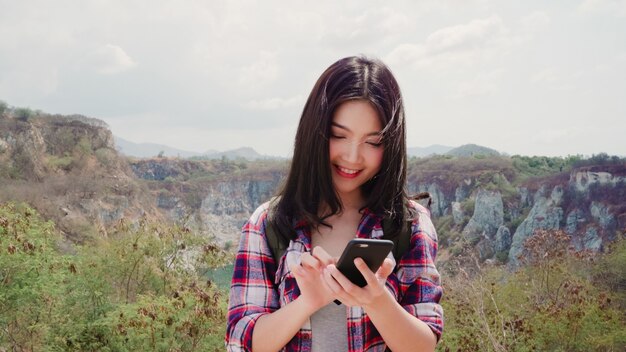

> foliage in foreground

[
  {"left": 0, "top": 202, "right": 230, "bottom": 351},
  {"left": 3, "top": 202, "right": 625, "bottom": 351},
  {"left": 438, "top": 229, "right": 626, "bottom": 352}
]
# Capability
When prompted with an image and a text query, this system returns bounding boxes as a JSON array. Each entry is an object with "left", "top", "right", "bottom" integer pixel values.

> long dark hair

[{"left": 271, "top": 56, "right": 410, "bottom": 240}]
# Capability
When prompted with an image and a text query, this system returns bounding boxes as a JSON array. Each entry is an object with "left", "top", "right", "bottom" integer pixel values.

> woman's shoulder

[
  {"left": 407, "top": 199, "right": 431, "bottom": 217},
  {"left": 407, "top": 200, "right": 437, "bottom": 242},
  {"left": 247, "top": 200, "right": 273, "bottom": 228}
]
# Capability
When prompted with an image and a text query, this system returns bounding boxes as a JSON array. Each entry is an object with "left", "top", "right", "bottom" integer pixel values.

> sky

[{"left": 1, "top": 0, "right": 625, "bottom": 157}]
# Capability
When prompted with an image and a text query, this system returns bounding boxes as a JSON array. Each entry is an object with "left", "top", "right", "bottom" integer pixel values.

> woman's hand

[
  {"left": 322, "top": 257, "right": 395, "bottom": 308},
  {"left": 289, "top": 246, "right": 337, "bottom": 312}
]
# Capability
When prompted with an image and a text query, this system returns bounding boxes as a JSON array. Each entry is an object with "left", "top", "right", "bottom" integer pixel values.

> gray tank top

[{"left": 311, "top": 302, "right": 349, "bottom": 352}]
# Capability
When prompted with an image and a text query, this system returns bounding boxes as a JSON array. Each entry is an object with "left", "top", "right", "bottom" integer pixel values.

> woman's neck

[
  {"left": 337, "top": 190, "right": 366, "bottom": 213},
  {"left": 317, "top": 191, "right": 365, "bottom": 220}
]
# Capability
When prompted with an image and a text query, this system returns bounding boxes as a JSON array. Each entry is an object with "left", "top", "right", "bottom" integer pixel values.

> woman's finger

[
  {"left": 354, "top": 258, "right": 380, "bottom": 287},
  {"left": 300, "top": 251, "right": 321, "bottom": 270},
  {"left": 322, "top": 269, "right": 357, "bottom": 306},
  {"left": 311, "top": 246, "right": 335, "bottom": 266},
  {"left": 327, "top": 264, "right": 361, "bottom": 296},
  {"left": 289, "top": 263, "right": 303, "bottom": 278},
  {"left": 322, "top": 267, "right": 342, "bottom": 293},
  {"left": 375, "top": 258, "right": 395, "bottom": 280}
]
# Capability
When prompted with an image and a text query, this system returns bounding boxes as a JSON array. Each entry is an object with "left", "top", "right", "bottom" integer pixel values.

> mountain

[
  {"left": 115, "top": 136, "right": 205, "bottom": 158},
  {"left": 446, "top": 143, "right": 501, "bottom": 157},
  {"left": 408, "top": 144, "right": 454, "bottom": 157},
  {"left": 115, "top": 136, "right": 275, "bottom": 161},
  {"left": 2, "top": 104, "right": 625, "bottom": 263},
  {"left": 198, "top": 147, "right": 268, "bottom": 161}
]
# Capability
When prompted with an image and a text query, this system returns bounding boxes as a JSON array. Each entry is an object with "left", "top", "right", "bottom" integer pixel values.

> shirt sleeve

[
  {"left": 392, "top": 201, "right": 444, "bottom": 340},
  {"left": 225, "top": 203, "right": 281, "bottom": 351}
]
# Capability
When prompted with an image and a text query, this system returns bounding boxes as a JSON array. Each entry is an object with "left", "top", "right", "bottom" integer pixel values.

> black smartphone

[{"left": 335, "top": 238, "right": 394, "bottom": 288}]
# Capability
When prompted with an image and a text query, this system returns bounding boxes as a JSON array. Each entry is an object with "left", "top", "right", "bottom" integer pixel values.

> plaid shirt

[{"left": 226, "top": 200, "right": 443, "bottom": 351}]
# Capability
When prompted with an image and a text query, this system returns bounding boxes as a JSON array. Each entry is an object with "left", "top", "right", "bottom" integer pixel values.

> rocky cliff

[
  {"left": 1, "top": 109, "right": 624, "bottom": 263},
  {"left": 129, "top": 157, "right": 286, "bottom": 246},
  {"left": 0, "top": 111, "right": 158, "bottom": 241},
  {"left": 128, "top": 157, "right": 625, "bottom": 261}
]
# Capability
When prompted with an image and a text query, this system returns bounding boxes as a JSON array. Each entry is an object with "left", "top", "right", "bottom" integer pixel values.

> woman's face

[{"left": 328, "top": 100, "right": 384, "bottom": 204}]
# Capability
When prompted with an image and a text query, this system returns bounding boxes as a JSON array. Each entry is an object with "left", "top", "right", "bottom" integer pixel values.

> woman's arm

[
  {"left": 226, "top": 205, "right": 336, "bottom": 351},
  {"left": 321, "top": 203, "right": 443, "bottom": 351},
  {"left": 323, "top": 258, "right": 438, "bottom": 352},
  {"left": 364, "top": 290, "right": 437, "bottom": 351},
  {"left": 251, "top": 250, "right": 336, "bottom": 352}
]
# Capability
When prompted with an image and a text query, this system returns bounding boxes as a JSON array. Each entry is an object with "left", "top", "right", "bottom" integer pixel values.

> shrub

[
  {"left": 461, "top": 197, "right": 474, "bottom": 216},
  {"left": 0, "top": 203, "right": 231, "bottom": 351},
  {"left": 95, "top": 147, "right": 116, "bottom": 168},
  {"left": 0, "top": 100, "right": 7, "bottom": 115},
  {"left": 437, "top": 231, "right": 626, "bottom": 351},
  {"left": 47, "top": 155, "right": 74, "bottom": 171},
  {"left": 14, "top": 107, "right": 34, "bottom": 121}
]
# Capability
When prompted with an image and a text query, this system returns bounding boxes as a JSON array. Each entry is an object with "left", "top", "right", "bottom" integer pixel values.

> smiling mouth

[{"left": 334, "top": 165, "right": 362, "bottom": 178}]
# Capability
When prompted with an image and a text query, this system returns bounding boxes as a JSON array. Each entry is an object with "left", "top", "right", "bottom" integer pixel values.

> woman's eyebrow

[{"left": 331, "top": 122, "right": 382, "bottom": 136}]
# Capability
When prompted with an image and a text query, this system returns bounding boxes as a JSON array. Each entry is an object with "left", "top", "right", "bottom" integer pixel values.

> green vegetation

[
  {"left": 94, "top": 147, "right": 117, "bottom": 168},
  {"left": 14, "top": 107, "right": 34, "bottom": 121},
  {"left": 1, "top": 104, "right": 625, "bottom": 350},
  {"left": 0, "top": 202, "right": 231, "bottom": 351},
  {"left": 437, "top": 229, "right": 626, "bottom": 351},
  {"left": 46, "top": 154, "right": 74, "bottom": 171}
]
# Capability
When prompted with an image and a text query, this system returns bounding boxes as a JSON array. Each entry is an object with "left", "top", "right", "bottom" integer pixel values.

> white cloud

[
  {"left": 454, "top": 69, "right": 504, "bottom": 98},
  {"left": 385, "top": 15, "right": 509, "bottom": 71},
  {"left": 1, "top": 1, "right": 624, "bottom": 157},
  {"left": 238, "top": 51, "right": 280, "bottom": 89},
  {"left": 531, "top": 128, "right": 584, "bottom": 144},
  {"left": 427, "top": 15, "right": 506, "bottom": 52},
  {"left": 579, "top": 0, "right": 626, "bottom": 17},
  {"left": 107, "top": 114, "right": 297, "bottom": 156},
  {"left": 531, "top": 68, "right": 558, "bottom": 84},
  {"left": 319, "top": 7, "right": 413, "bottom": 49},
  {"left": 0, "top": 67, "right": 60, "bottom": 98},
  {"left": 85, "top": 44, "right": 136, "bottom": 75},
  {"left": 530, "top": 68, "right": 576, "bottom": 91},
  {"left": 520, "top": 11, "right": 551, "bottom": 29},
  {"left": 243, "top": 95, "right": 304, "bottom": 111}
]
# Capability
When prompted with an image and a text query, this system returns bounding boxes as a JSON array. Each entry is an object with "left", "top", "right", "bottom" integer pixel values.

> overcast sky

[{"left": 1, "top": 0, "right": 625, "bottom": 157}]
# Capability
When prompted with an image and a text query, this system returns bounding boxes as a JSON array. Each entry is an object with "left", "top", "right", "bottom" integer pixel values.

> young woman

[{"left": 226, "top": 56, "right": 443, "bottom": 352}]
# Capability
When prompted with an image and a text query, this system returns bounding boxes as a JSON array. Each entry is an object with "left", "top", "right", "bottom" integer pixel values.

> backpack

[{"left": 264, "top": 192, "right": 431, "bottom": 264}]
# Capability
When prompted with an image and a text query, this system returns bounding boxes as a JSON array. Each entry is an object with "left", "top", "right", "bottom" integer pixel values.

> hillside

[
  {"left": 115, "top": 135, "right": 280, "bottom": 161},
  {"left": 114, "top": 135, "right": 204, "bottom": 158},
  {"left": 2, "top": 104, "right": 625, "bottom": 351},
  {"left": 0, "top": 108, "right": 160, "bottom": 242},
  {"left": 446, "top": 143, "right": 501, "bottom": 157},
  {"left": 1, "top": 105, "right": 625, "bottom": 261}
]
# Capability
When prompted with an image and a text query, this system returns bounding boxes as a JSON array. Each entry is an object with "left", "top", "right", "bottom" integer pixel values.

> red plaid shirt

[{"left": 226, "top": 201, "right": 443, "bottom": 351}]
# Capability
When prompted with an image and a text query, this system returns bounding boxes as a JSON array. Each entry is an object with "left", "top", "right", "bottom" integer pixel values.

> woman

[{"left": 226, "top": 56, "right": 443, "bottom": 351}]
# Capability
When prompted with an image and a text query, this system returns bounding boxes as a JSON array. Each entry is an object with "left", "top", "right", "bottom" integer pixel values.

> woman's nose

[{"left": 342, "top": 140, "right": 361, "bottom": 163}]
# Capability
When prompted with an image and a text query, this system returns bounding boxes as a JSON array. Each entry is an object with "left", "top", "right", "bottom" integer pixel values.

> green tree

[
  {"left": 0, "top": 100, "right": 8, "bottom": 115},
  {"left": 14, "top": 107, "right": 34, "bottom": 121}
]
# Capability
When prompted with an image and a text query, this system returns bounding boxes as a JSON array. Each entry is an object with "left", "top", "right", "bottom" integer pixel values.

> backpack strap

[
  {"left": 381, "top": 218, "right": 412, "bottom": 263},
  {"left": 264, "top": 217, "right": 289, "bottom": 265},
  {"left": 381, "top": 192, "right": 432, "bottom": 263}
]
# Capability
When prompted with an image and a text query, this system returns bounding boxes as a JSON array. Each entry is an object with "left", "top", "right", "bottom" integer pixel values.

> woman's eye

[
  {"left": 330, "top": 134, "right": 345, "bottom": 139},
  {"left": 366, "top": 138, "right": 383, "bottom": 147}
]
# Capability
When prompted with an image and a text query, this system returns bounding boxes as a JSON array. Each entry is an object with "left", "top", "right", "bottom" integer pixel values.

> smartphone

[{"left": 335, "top": 238, "right": 394, "bottom": 288}]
